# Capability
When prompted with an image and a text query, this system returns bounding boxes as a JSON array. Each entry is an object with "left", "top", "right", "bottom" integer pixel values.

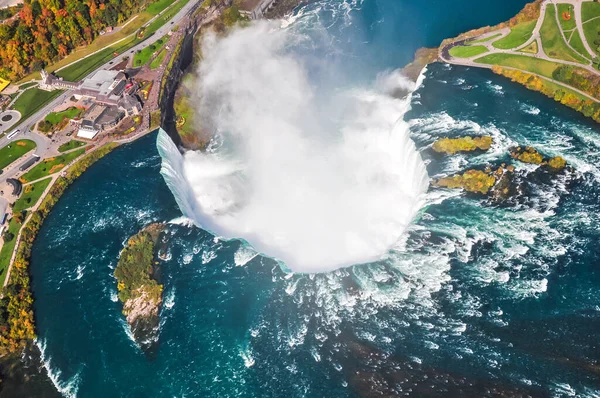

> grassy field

[
  {"left": 133, "top": 36, "right": 168, "bottom": 67},
  {"left": 582, "top": 2, "right": 600, "bottom": 22},
  {"left": 141, "top": 0, "right": 190, "bottom": 39},
  {"left": 21, "top": 148, "right": 86, "bottom": 182},
  {"left": 12, "top": 178, "right": 52, "bottom": 212},
  {"left": 568, "top": 30, "right": 592, "bottom": 59},
  {"left": 18, "top": 82, "right": 37, "bottom": 90},
  {"left": 0, "top": 217, "right": 22, "bottom": 286},
  {"left": 493, "top": 20, "right": 537, "bottom": 49},
  {"left": 557, "top": 3, "right": 577, "bottom": 31},
  {"left": 583, "top": 11, "right": 600, "bottom": 56},
  {"left": 540, "top": 6, "right": 588, "bottom": 64},
  {"left": 470, "top": 33, "right": 502, "bottom": 44},
  {"left": 11, "top": 88, "right": 63, "bottom": 123},
  {"left": 56, "top": 36, "right": 140, "bottom": 82},
  {"left": 0, "top": 139, "right": 36, "bottom": 170},
  {"left": 519, "top": 41, "right": 538, "bottom": 54},
  {"left": 45, "top": 107, "right": 82, "bottom": 125},
  {"left": 150, "top": 49, "right": 168, "bottom": 69},
  {"left": 58, "top": 140, "right": 87, "bottom": 153},
  {"left": 475, "top": 53, "right": 561, "bottom": 79},
  {"left": 449, "top": 45, "right": 488, "bottom": 58},
  {"left": 146, "top": 0, "right": 174, "bottom": 15}
]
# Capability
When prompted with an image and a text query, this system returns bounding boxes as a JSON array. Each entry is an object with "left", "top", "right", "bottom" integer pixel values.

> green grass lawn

[
  {"left": 18, "top": 82, "right": 37, "bottom": 90},
  {"left": 12, "top": 178, "right": 52, "bottom": 212},
  {"left": 0, "top": 139, "right": 36, "bottom": 170},
  {"left": 57, "top": 35, "right": 140, "bottom": 82},
  {"left": 557, "top": 3, "right": 577, "bottom": 31},
  {"left": 45, "top": 107, "right": 82, "bottom": 125},
  {"left": 540, "top": 6, "right": 588, "bottom": 64},
  {"left": 150, "top": 49, "right": 167, "bottom": 69},
  {"left": 449, "top": 45, "right": 488, "bottom": 58},
  {"left": 470, "top": 33, "right": 502, "bottom": 44},
  {"left": 58, "top": 140, "right": 87, "bottom": 153},
  {"left": 146, "top": 0, "right": 174, "bottom": 15},
  {"left": 583, "top": 11, "right": 600, "bottom": 56},
  {"left": 133, "top": 36, "right": 168, "bottom": 67},
  {"left": 519, "top": 41, "right": 539, "bottom": 54},
  {"left": 11, "top": 88, "right": 63, "bottom": 123},
  {"left": 493, "top": 20, "right": 537, "bottom": 49},
  {"left": 142, "top": 0, "right": 190, "bottom": 39},
  {"left": 475, "top": 53, "right": 561, "bottom": 79},
  {"left": 0, "top": 216, "right": 22, "bottom": 285},
  {"left": 568, "top": 30, "right": 592, "bottom": 59},
  {"left": 582, "top": 2, "right": 600, "bottom": 22},
  {"left": 21, "top": 148, "right": 86, "bottom": 182}
]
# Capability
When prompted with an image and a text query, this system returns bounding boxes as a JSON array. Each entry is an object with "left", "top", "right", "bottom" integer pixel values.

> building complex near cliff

[
  {"left": 40, "top": 69, "right": 142, "bottom": 139},
  {"left": 239, "top": 0, "right": 277, "bottom": 19}
]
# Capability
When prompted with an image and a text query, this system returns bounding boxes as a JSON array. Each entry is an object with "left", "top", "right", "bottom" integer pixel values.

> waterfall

[{"left": 157, "top": 22, "right": 430, "bottom": 274}]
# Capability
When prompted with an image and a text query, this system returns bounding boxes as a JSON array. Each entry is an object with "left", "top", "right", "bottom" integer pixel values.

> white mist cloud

[{"left": 180, "top": 21, "right": 429, "bottom": 273}]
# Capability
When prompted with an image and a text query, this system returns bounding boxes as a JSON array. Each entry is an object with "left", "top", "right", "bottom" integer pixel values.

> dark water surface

[{"left": 29, "top": 0, "right": 600, "bottom": 397}]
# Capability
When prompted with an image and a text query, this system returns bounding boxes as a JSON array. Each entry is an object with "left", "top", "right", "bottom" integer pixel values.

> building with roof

[
  {"left": 239, "top": 0, "right": 277, "bottom": 19},
  {"left": 39, "top": 70, "right": 79, "bottom": 91}
]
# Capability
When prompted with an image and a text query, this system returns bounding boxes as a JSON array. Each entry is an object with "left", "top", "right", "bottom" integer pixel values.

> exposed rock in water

[
  {"left": 510, "top": 146, "right": 568, "bottom": 172},
  {"left": 433, "top": 169, "right": 497, "bottom": 195},
  {"left": 510, "top": 146, "right": 543, "bottom": 165},
  {"left": 432, "top": 165, "right": 517, "bottom": 199},
  {"left": 115, "top": 223, "right": 166, "bottom": 353},
  {"left": 401, "top": 47, "right": 439, "bottom": 82},
  {"left": 432, "top": 136, "right": 493, "bottom": 155}
]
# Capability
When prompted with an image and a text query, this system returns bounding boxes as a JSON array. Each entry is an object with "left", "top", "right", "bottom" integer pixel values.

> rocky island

[{"left": 114, "top": 223, "right": 166, "bottom": 351}]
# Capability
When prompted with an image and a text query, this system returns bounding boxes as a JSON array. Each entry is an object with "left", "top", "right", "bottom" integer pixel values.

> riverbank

[{"left": 415, "top": 0, "right": 600, "bottom": 126}]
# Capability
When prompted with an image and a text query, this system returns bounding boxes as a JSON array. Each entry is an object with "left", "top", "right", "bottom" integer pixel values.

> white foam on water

[
  {"left": 36, "top": 338, "right": 81, "bottom": 398},
  {"left": 520, "top": 103, "right": 540, "bottom": 115},
  {"left": 234, "top": 246, "right": 258, "bottom": 267},
  {"left": 158, "top": 22, "right": 429, "bottom": 273}
]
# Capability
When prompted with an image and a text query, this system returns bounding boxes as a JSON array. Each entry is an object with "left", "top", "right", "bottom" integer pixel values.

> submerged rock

[
  {"left": 115, "top": 223, "right": 166, "bottom": 352},
  {"left": 432, "top": 135, "right": 493, "bottom": 155}
]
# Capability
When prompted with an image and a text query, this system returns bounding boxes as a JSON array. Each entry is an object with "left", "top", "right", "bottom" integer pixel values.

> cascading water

[{"left": 158, "top": 22, "right": 429, "bottom": 273}]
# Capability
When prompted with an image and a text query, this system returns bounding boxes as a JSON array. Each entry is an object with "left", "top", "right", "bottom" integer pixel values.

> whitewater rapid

[{"left": 158, "top": 22, "right": 429, "bottom": 273}]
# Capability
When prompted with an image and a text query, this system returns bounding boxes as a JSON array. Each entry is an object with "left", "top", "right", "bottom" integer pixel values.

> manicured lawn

[
  {"left": 449, "top": 45, "right": 488, "bottom": 58},
  {"left": 18, "top": 81, "right": 37, "bottom": 90},
  {"left": 11, "top": 88, "right": 63, "bottom": 123},
  {"left": 133, "top": 36, "right": 168, "bottom": 67},
  {"left": 57, "top": 36, "right": 140, "bottom": 81},
  {"left": 142, "top": 0, "right": 190, "bottom": 39},
  {"left": 58, "top": 140, "right": 87, "bottom": 153},
  {"left": 475, "top": 53, "right": 561, "bottom": 79},
  {"left": 540, "top": 6, "right": 588, "bottom": 64},
  {"left": 150, "top": 49, "right": 167, "bottom": 69},
  {"left": 146, "top": 0, "right": 173, "bottom": 16},
  {"left": 568, "top": 30, "right": 592, "bottom": 59},
  {"left": 12, "top": 178, "right": 52, "bottom": 212},
  {"left": 45, "top": 107, "right": 83, "bottom": 125},
  {"left": 582, "top": 12, "right": 600, "bottom": 56},
  {"left": 0, "top": 217, "right": 22, "bottom": 286},
  {"left": 519, "top": 41, "right": 538, "bottom": 54},
  {"left": 0, "top": 139, "right": 36, "bottom": 170},
  {"left": 582, "top": 2, "right": 600, "bottom": 22},
  {"left": 470, "top": 33, "right": 502, "bottom": 44},
  {"left": 493, "top": 20, "right": 537, "bottom": 49},
  {"left": 21, "top": 148, "right": 86, "bottom": 182},
  {"left": 557, "top": 3, "right": 577, "bottom": 31}
]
